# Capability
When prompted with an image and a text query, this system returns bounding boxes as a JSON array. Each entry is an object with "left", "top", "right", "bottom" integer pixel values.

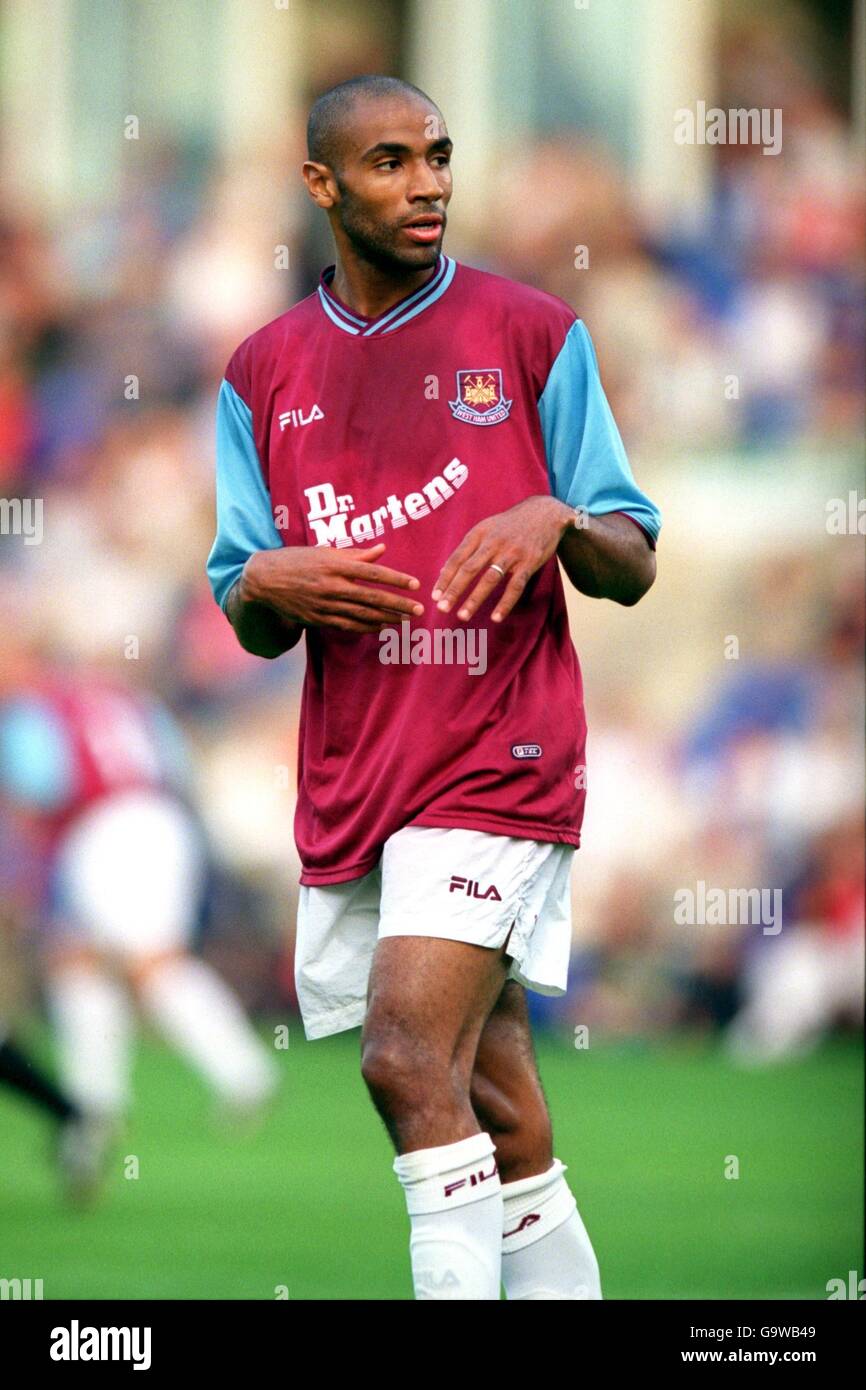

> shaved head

[
  {"left": 302, "top": 74, "right": 452, "bottom": 278},
  {"left": 307, "top": 75, "right": 441, "bottom": 173}
]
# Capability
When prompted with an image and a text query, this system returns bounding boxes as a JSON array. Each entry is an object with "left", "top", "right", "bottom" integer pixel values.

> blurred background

[{"left": 0, "top": 0, "right": 863, "bottom": 1300}]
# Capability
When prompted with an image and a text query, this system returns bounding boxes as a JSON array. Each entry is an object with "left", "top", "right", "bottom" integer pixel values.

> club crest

[{"left": 449, "top": 369, "right": 512, "bottom": 426}]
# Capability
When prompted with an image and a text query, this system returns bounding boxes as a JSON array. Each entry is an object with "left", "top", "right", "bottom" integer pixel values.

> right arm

[
  {"left": 207, "top": 377, "right": 424, "bottom": 657},
  {"left": 226, "top": 542, "right": 426, "bottom": 657},
  {"left": 223, "top": 571, "right": 303, "bottom": 660}
]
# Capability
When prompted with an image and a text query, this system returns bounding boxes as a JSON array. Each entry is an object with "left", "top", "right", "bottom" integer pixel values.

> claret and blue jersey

[{"left": 207, "top": 255, "right": 661, "bottom": 886}]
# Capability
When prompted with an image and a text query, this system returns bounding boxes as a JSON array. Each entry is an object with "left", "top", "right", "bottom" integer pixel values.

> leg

[
  {"left": 52, "top": 790, "right": 276, "bottom": 1113},
  {"left": 361, "top": 934, "right": 510, "bottom": 1299},
  {"left": 361, "top": 933, "right": 510, "bottom": 1153},
  {"left": 43, "top": 943, "right": 131, "bottom": 1203},
  {"left": 470, "top": 979, "right": 553, "bottom": 1183},
  {"left": 44, "top": 942, "right": 132, "bottom": 1118},
  {"left": 470, "top": 979, "right": 602, "bottom": 1300},
  {"left": 131, "top": 947, "right": 278, "bottom": 1112},
  {"left": 0, "top": 1029, "right": 78, "bottom": 1122}
]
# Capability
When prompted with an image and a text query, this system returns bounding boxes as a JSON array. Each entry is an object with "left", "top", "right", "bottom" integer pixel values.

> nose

[{"left": 406, "top": 157, "right": 446, "bottom": 205}]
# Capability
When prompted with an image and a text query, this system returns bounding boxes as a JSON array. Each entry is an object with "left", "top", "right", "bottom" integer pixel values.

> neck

[{"left": 329, "top": 249, "right": 440, "bottom": 319}]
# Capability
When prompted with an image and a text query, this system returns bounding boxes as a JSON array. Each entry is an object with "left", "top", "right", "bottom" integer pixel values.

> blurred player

[
  {"left": 0, "top": 653, "right": 278, "bottom": 1199},
  {"left": 726, "top": 819, "right": 865, "bottom": 1063},
  {"left": 208, "top": 76, "right": 660, "bottom": 1298},
  {"left": 0, "top": 1023, "right": 77, "bottom": 1125},
  {"left": 0, "top": 1023, "right": 114, "bottom": 1198}
]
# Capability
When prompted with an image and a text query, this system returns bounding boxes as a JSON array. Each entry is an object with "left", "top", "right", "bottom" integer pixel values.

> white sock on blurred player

[
  {"left": 393, "top": 1131, "right": 503, "bottom": 1299},
  {"left": 501, "top": 1158, "right": 602, "bottom": 1299},
  {"left": 136, "top": 955, "right": 277, "bottom": 1105},
  {"left": 47, "top": 966, "right": 132, "bottom": 1116}
]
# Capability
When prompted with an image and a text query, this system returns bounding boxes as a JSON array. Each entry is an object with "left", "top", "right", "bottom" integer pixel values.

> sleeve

[
  {"left": 537, "top": 318, "right": 661, "bottom": 547},
  {"left": 0, "top": 699, "right": 74, "bottom": 811},
  {"left": 206, "top": 376, "right": 284, "bottom": 612}
]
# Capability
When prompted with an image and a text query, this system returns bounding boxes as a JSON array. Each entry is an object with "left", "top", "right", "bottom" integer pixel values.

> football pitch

[{"left": 1, "top": 1028, "right": 862, "bottom": 1301}]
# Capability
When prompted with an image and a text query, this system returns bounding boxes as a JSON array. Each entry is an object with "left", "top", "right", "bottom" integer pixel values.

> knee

[
  {"left": 360, "top": 1037, "right": 418, "bottom": 1112},
  {"left": 360, "top": 1038, "right": 406, "bottom": 1106},
  {"left": 360, "top": 1034, "right": 457, "bottom": 1120}
]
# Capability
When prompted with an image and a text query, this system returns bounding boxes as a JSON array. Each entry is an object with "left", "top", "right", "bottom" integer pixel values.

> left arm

[
  {"left": 557, "top": 508, "right": 656, "bottom": 606},
  {"left": 433, "top": 316, "right": 660, "bottom": 621},
  {"left": 432, "top": 496, "right": 654, "bottom": 623}
]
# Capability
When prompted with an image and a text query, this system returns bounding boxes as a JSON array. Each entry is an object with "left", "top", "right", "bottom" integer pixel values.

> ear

[{"left": 302, "top": 160, "right": 338, "bottom": 209}]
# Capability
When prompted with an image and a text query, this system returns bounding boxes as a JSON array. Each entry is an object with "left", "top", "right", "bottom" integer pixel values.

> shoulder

[
  {"left": 455, "top": 261, "right": 578, "bottom": 337},
  {"left": 454, "top": 262, "right": 581, "bottom": 387},
  {"left": 223, "top": 290, "right": 321, "bottom": 404}
]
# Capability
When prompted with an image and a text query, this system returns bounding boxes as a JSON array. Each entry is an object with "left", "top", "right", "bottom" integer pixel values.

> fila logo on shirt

[
  {"left": 279, "top": 404, "right": 324, "bottom": 430},
  {"left": 448, "top": 875, "right": 502, "bottom": 901},
  {"left": 443, "top": 1160, "right": 499, "bottom": 1197}
]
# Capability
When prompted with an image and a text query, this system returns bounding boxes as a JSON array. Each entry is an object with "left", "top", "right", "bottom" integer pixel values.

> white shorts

[
  {"left": 52, "top": 789, "right": 206, "bottom": 958},
  {"left": 295, "top": 826, "right": 575, "bottom": 1040}
]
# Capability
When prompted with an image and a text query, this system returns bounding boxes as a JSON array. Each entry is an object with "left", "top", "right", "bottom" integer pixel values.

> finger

[
  {"left": 324, "top": 596, "right": 417, "bottom": 626},
  {"left": 347, "top": 543, "right": 387, "bottom": 560},
  {"left": 342, "top": 583, "right": 424, "bottom": 618},
  {"left": 319, "top": 602, "right": 388, "bottom": 633},
  {"left": 330, "top": 616, "right": 383, "bottom": 633},
  {"left": 436, "top": 548, "right": 497, "bottom": 614},
  {"left": 491, "top": 569, "right": 530, "bottom": 622},
  {"left": 348, "top": 561, "right": 422, "bottom": 591},
  {"left": 454, "top": 565, "right": 507, "bottom": 622},
  {"left": 431, "top": 533, "right": 482, "bottom": 602}
]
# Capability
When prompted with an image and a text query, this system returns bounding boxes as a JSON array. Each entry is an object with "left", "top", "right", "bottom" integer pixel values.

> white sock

[
  {"left": 501, "top": 1158, "right": 602, "bottom": 1299},
  {"left": 393, "top": 1131, "right": 503, "bottom": 1300},
  {"left": 47, "top": 967, "right": 132, "bottom": 1116},
  {"left": 137, "top": 956, "right": 277, "bottom": 1105}
]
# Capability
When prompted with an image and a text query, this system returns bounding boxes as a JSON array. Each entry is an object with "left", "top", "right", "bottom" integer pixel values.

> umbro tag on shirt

[{"left": 207, "top": 257, "right": 661, "bottom": 885}]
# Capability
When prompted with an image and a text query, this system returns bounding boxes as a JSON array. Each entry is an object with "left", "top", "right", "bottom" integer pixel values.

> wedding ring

[{"left": 488, "top": 563, "right": 506, "bottom": 576}]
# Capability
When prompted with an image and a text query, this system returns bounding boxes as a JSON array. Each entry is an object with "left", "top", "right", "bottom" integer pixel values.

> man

[
  {"left": 207, "top": 74, "right": 660, "bottom": 1300},
  {"left": 0, "top": 655, "right": 278, "bottom": 1200}
]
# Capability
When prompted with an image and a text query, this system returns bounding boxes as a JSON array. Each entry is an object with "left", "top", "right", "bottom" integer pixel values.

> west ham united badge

[{"left": 449, "top": 369, "right": 512, "bottom": 426}]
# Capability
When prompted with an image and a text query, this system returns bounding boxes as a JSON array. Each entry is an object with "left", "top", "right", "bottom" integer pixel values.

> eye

[
  {"left": 432, "top": 154, "right": 451, "bottom": 167},
  {"left": 375, "top": 158, "right": 400, "bottom": 171}
]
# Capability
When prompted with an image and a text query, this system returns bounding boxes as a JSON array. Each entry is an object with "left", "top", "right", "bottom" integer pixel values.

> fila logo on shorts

[
  {"left": 443, "top": 1160, "right": 499, "bottom": 1198},
  {"left": 448, "top": 876, "right": 502, "bottom": 901}
]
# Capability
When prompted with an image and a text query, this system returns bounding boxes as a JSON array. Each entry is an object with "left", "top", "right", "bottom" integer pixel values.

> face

[{"left": 306, "top": 95, "right": 453, "bottom": 274}]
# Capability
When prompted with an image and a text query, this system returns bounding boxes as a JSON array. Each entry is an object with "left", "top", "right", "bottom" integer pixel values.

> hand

[
  {"left": 240, "top": 543, "right": 424, "bottom": 634},
  {"left": 432, "top": 496, "right": 576, "bottom": 622}
]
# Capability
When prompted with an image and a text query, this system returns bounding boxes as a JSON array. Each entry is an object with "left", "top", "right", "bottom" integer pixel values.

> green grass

[{"left": 0, "top": 1028, "right": 862, "bottom": 1299}]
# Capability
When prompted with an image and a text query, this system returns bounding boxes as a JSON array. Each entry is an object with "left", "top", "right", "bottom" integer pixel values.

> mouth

[{"left": 401, "top": 214, "right": 444, "bottom": 245}]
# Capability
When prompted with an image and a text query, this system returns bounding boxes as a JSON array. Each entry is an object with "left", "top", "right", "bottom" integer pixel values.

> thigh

[
  {"left": 363, "top": 826, "right": 541, "bottom": 1072},
  {"left": 363, "top": 934, "right": 510, "bottom": 1082}
]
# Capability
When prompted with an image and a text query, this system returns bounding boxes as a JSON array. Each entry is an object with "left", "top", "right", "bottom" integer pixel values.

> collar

[{"left": 317, "top": 254, "right": 456, "bottom": 337}]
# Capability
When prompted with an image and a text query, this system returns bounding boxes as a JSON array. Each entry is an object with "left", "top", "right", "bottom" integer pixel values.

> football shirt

[{"left": 208, "top": 256, "right": 661, "bottom": 884}]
